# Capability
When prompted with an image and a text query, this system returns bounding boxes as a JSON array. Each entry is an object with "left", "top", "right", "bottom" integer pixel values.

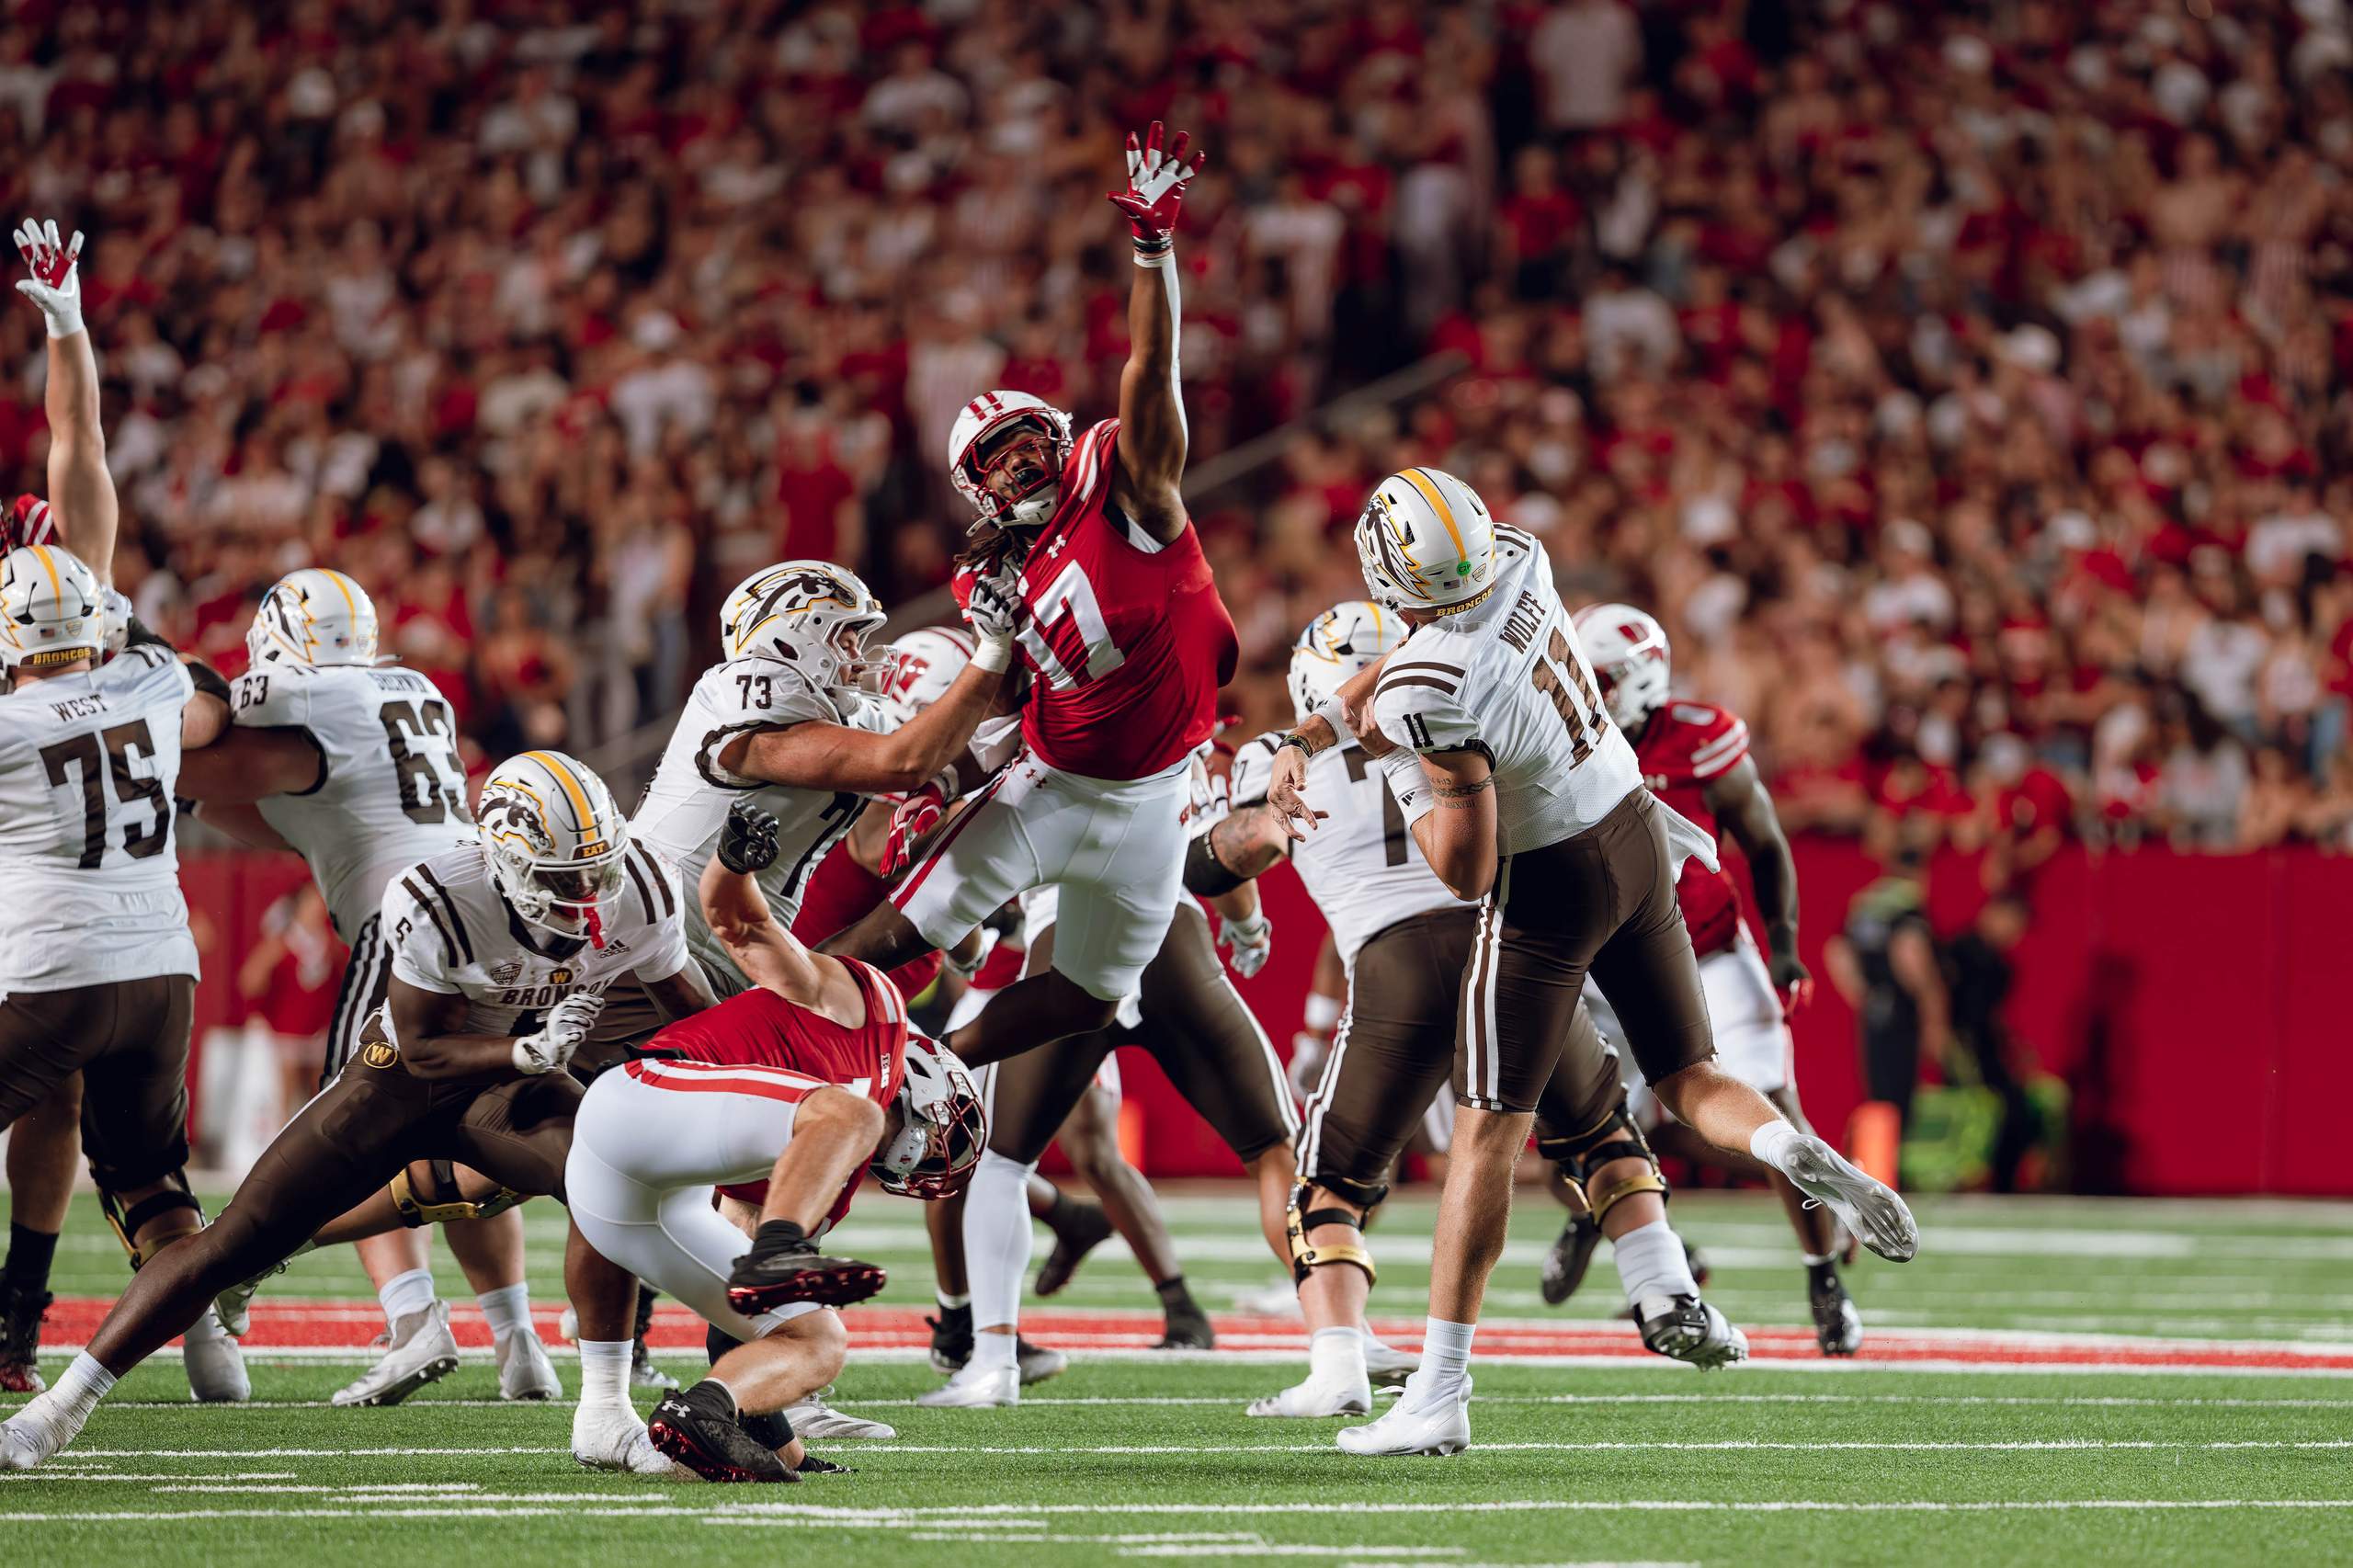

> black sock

[
  {"left": 1040, "top": 1184, "right": 1074, "bottom": 1227},
  {"left": 1806, "top": 1259, "right": 1841, "bottom": 1289},
  {"left": 632, "top": 1284, "right": 659, "bottom": 1340},
  {"left": 749, "top": 1219, "right": 809, "bottom": 1258},
  {"left": 706, "top": 1323, "right": 744, "bottom": 1367},
  {"left": 4, "top": 1224, "right": 59, "bottom": 1294},
  {"left": 1156, "top": 1276, "right": 1201, "bottom": 1316},
  {"left": 681, "top": 1378, "right": 737, "bottom": 1421}
]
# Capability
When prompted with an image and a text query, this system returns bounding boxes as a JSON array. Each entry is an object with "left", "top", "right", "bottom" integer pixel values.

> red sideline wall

[{"left": 185, "top": 844, "right": 2347, "bottom": 1197}]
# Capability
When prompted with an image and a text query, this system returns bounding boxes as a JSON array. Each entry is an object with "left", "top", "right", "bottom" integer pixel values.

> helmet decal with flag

[
  {"left": 1287, "top": 598, "right": 1408, "bottom": 722},
  {"left": 1351, "top": 466, "right": 1497, "bottom": 617},
  {"left": 246, "top": 568, "right": 380, "bottom": 669},
  {"left": 877, "top": 625, "right": 975, "bottom": 726},
  {"left": 0, "top": 544, "right": 104, "bottom": 672},
  {"left": 475, "top": 750, "right": 631, "bottom": 947},
  {"left": 947, "top": 390, "right": 1074, "bottom": 529},
  {"left": 720, "top": 560, "right": 891, "bottom": 699},
  {"left": 870, "top": 1032, "right": 985, "bottom": 1199},
  {"left": 1571, "top": 602, "right": 1673, "bottom": 731}
]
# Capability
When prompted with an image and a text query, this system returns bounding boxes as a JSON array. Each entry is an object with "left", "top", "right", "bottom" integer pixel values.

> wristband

[
  {"left": 971, "top": 630, "right": 1013, "bottom": 674},
  {"left": 1302, "top": 992, "right": 1343, "bottom": 1032},
  {"left": 1277, "top": 733, "right": 1314, "bottom": 763},
  {"left": 1131, "top": 236, "right": 1175, "bottom": 267},
  {"left": 1311, "top": 696, "right": 1354, "bottom": 744}
]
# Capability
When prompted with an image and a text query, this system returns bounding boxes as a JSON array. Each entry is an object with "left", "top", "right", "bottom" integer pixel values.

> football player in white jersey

[
  {"left": 0, "top": 218, "right": 166, "bottom": 1394},
  {"left": 0, "top": 542, "right": 250, "bottom": 1406},
  {"left": 176, "top": 570, "right": 562, "bottom": 1406},
  {"left": 0, "top": 751, "right": 713, "bottom": 1475},
  {"left": 1199, "top": 602, "right": 1745, "bottom": 1419},
  {"left": 631, "top": 559, "right": 1019, "bottom": 998},
  {"left": 1262, "top": 469, "right": 1917, "bottom": 1456}
]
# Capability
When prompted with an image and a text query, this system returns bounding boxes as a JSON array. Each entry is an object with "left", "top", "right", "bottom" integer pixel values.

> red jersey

[
  {"left": 1632, "top": 701, "right": 1753, "bottom": 959},
  {"left": 792, "top": 841, "right": 945, "bottom": 1003},
  {"left": 638, "top": 959, "right": 910, "bottom": 1227},
  {"left": 954, "top": 418, "right": 1237, "bottom": 780}
]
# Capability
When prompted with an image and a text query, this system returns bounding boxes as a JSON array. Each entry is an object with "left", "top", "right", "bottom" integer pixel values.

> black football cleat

[
  {"left": 0, "top": 1287, "right": 50, "bottom": 1394},
  {"left": 795, "top": 1452, "right": 855, "bottom": 1476},
  {"left": 1035, "top": 1198, "right": 1114, "bottom": 1297},
  {"left": 927, "top": 1305, "right": 973, "bottom": 1373},
  {"left": 1154, "top": 1305, "right": 1216, "bottom": 1351},
  {"left": 1809, "top": 1264, "right": 1863, "bottom": 1357},
  {"left": 647, "top": 1385, "right": 796, "bottom": 1483},
  {"left": 726, "top": 1223, "right": 886, "bottom": 1315},
  {"left": 1540, "top": 1215, "right": 1602, "bottom": 1306}
]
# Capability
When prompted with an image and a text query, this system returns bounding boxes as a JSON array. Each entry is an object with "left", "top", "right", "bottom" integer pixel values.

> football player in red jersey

[
  {"left": 1559, "top": 604, "right": 1863, "bottom": 1355},
  {"left": 818, "top": 120, "right": 1239, "bottom": 1071},
  {"left": 567, "top": 801, "right": 984, "bottom": 1483}
]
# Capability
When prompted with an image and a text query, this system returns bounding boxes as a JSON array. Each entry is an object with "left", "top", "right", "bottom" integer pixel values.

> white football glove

[
  {"left": 13, "top": 218, "right": 84, "bottom": 340},
  {"left": 1217, "top": 908, "right": 1272, "bottom": 980},
  {"left": 963, "top": 560, "right": 1023, "bottom": 673},
  {"left": 511, "top": 992, "right": 605, "bottom": 1075},
  {"left": 1287, "top": 1031, "right": 1328, "bottom": 1102}
]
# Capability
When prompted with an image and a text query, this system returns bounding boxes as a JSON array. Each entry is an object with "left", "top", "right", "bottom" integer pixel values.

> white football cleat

[
  {"left": 1781, "top": 1135, "right": 1918, "bottom": 1262},
  {"left": 183, "top": 1312, "right": 251, "bottom": 1403},
  {"left": 1336, "top": 1376, "right": 1472, "bottom": 1457},
  {"left": 0, "top": 1397, "right": 79, "bottom": 1470},
  {"left": 1361, "top": 1334, "right": 1417, "bottom": 1387},
  {"left": 496, "top": 1330, "right": 563, "bottom": 1401},
  {"left": 212, "top": 1264, "right": 281, "bottom": 1340},
  {"left": 1245, "top": 1377, "right": 1371, "bottom": 1418},
  {"left": 783, "top": 1389, "right": 896, "bottom": 1439},
  {"left": 573, "top": 1400, "right": 681, "bottom": 1476},
  {"left": 332, "top": 1301, "right": 460, "bottom": 1407},
  {"left": 916, "top": 1360, "right": 1019, "bottom": 1409}
]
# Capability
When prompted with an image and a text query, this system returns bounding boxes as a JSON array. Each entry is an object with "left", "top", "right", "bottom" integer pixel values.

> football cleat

[
  {"left": 1361, "top": 1334, "right": 1418, "bottom": 1388},
  {"left": 725, "top": 1241, "right": 887, "bottom": 1315},
  {"left": 926, "top": 1305, "right": 972, "bottom": 1372},
  {"left": 1781, "top": 1135, "right": 1918, "bottom": 1263},
  {"left": 182, "top": 1312, "right": 251, "bottom": 1403},
  {"left": 0, "top": 1286, "right": 50, "bottom": 1393},
  {"left": 631, "top": 1339, "right": 679, "bottom": 1391},
  {"left": 1017, "top": 1339, "right": 1068, "bottom": 1384},
  {"left": 1034, "top": 1199, "right": 1114, "bottom": 1297},
  {"left": 1246, "top": 1378, "right": 1371, "bottom": 1418},
  {"left": 916, "top": 1359, "right": 1020, "bottom": 1409},
  {"left": 573, "top": 1401, "right": 679, "bottom": 1476},
  {"left": 795, "top": 1452, "right": 854, "bottom": 1476},
  {"left": 1634, "top": 1296, "right": 1749, "bottom": 1371},
  {"left": 1810, "top": 1267, "right": 1863, "bottom": 1357},
  {"left": 1540, "top": 1214, "right": 1602, "bottom": 1305},
  {"left": 782, "top": 1390, "right": 896, "bottom": 1440},
  {"left": 331, "top": 1301, "right": 460, "bottom": 1408},
  {"left": 496, "top": 1330, "right": 563, "bottom": 1401},
  {"left": 648, "top": 1386, "right": 796, "bottom": 1483},
  {"left": 0, "top": 1396, "right": 79, "bottom": 1470},
  {"left": 1336, "top": 1376, "right": 1472, "bottom": 1457},
  {"left": 1154, "top": 1303, "right": 1215, "bottom": 1351}
]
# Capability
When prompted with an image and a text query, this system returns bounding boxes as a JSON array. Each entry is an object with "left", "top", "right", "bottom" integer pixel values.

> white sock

[
  {"left": 972, "top": 1329, "right": 1018, "bottom": 1373},
  {"left": 1409, "top": 1316, "right": 1474, "bottom": 1401},
  {"left": 379, "top": 1267, "right": 438, "bottom": 1327},
  {"left": 478, "top": 1282, "right": 531, "bottom": 1342},
  {"left": 936, "top": 1290, "right": 971, "bottom": 1312},
  {"left": 577, "top": 1339, "right": 631, "bottom": 1407},
  {"left": 963, "top": 1149, "right": 1036, "bottom": 1354},
  {"left": 1609, "top": 1217, "right": 1701, "bottom": 1319},
  {"left": 1802, "top": 1251, "right": 1836, "bottom": 1267},
  {"left": 1750, "top": 1119, "right": 1803, "bottom": 1175},
  {"left": 44, "top": 1352, "right": 117, "bottom": 1424},
  {"left": 182, "top": 1303, "right": 229, "bottom": 1343},
  {"left": 1308, "top": 1326, "right": 1367, "bottom": 1388}
]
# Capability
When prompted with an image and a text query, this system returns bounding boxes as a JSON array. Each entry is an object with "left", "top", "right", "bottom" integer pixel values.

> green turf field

[{"left": 6, "top": 1187, "right": 2349, "bottom": 1567}]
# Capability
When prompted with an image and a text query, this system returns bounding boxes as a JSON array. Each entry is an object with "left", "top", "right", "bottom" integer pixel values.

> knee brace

[
  {"left": 96, "top": 1166, "right": 203, "bottom": 1270},
  {"left": 1537, "top": 1098, "right": 1668, "bottom": 1226},
  {"left": 1285, "top": 1184, "right": 1376, "bottom": 1286},
  {"left": 389, "top": 1160, "right": 526, "bottom": 1228}
]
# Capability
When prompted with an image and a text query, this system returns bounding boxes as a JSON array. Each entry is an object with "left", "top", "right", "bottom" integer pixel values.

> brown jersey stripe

[
  {"left": 414, "top": 867, "right": 475, "bottom": 965},
  {"left": 1377, "top": 675, "right": 1462, "bottom": 697},
  {"left": 402, "top": 875, "right": 461, "bottom": 969}
]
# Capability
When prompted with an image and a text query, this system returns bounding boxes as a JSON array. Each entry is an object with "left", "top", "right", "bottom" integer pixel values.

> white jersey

[
  {"left": 0, "top": 645, "right": 200, "bottom": 991},
  {"left": 631, "top": 658, "right": 892, "bottom": 986},
  {"left": 1230, "top": 730, "right": 1467, "bottom": 969},
  {"left": 381, "top": 840, "right": 690, "bottom": 1037},
  {"left": 1368, "top": 528, "right": 1641, "bottom": 857},
  {"left": 233, "top": 663, "right": 477, "bottom": 941}
]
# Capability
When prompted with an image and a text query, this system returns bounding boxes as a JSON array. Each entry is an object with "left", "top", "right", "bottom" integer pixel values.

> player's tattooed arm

[
  {"left": 1108, "top": 122, "right": 1205, "bottom": 545},
  {"left": 1408, "top": 748, "right": 1499, "bottom": 901},
  {"left": 1702, "top": 753, "right": 1812, "bottom": 1008}
]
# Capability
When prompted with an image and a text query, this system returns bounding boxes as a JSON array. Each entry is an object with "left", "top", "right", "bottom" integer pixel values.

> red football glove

[
  {"left": 1768, "top": 950, "right": 1814, "bottom": 1018},
  {"left": 6, "top": 494, "right": 54, "bottom": 553},
  {"left": 880, "top": 781, "right": 949, "bottom": 880},
  {"left": 1107, "top": 121, "right": 1205, "bottom": 257}
]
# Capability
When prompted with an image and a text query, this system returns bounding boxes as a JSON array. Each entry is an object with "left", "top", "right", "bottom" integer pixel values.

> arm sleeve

[{"left": 1377, "top": 747, "right": 1437, "bottom": 829}]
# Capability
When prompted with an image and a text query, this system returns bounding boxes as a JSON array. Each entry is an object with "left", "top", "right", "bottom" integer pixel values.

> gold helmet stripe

[
  {"left": 1399, "top": 469, "right": 1466, "bottom": 562},
  {"left": 28, "top": 544, "right": 61, "bottom": 601},
  {"left": 523, "top": 751, "right": 598, "bottom": 836},
  {"left": 320, "top": 569, "right": 359, "bottom": 619}
]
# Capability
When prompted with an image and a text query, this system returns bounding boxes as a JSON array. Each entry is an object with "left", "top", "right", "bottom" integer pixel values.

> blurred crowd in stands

[{"left": 1, "top": 0, "right": 2348, "bottom": 851}]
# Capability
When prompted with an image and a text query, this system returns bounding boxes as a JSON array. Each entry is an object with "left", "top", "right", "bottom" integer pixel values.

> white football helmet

[
  {"left": 1352, "top": 467, "right": 1496, "bottom": 617},
  {"left": 871, "top": 1032, "right": 985, "bottom": 1200},
  {"left": 99, "top": 587, "right": 135, "bottom": 661},
  {"left": 246, "top": 568, "right": 379, "bottom": 669},
  {"left": 947, "top": 390, "right": 1074, "bottom": 528},
  {"left": 0, "top": 544, "right": 104, "bottom": 672},
  {"left": 720, "top": 561, "right": 891, "bottom": 698},
  {"left": 474, "top": 750, "right": 632, "bottom": 944},
  {"left": 1572, "top": 602, "right": 1673, "bottom": 731},
  {"left": 1287, "top": 598, "right": 1409, "bottom": 722},
  {"left": 876, "top": 625, "right": 974, "bottom": 725}
]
